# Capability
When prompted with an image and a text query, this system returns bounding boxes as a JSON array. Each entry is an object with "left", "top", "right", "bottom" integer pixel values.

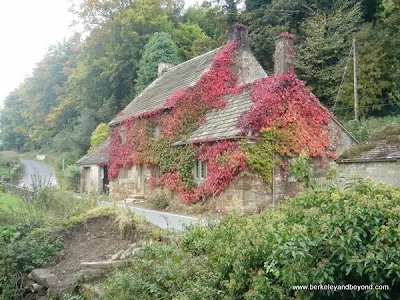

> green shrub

[
  {"left": 149, "top": 191, "right": 169, "bottom": 210},
  {"left": 101, "top": 244, "right": 220, "bottom": 300},
  {"left": 0, "top": 225, "right": 62, "bottom": 299},
  {"left": 181, "top": 179, "right": 400, "bottom": 299},
  {"left": 100, "top": 179, "right": 399, "bottom": 300},
  {"left": 4, "top": 187, "right": 96, "bottom": 226}
]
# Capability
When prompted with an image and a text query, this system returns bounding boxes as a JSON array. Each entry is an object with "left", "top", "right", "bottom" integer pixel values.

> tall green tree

[
  {"left": 296, "top": 2, "right": 363, "bottom": 107},
  {"left": 183, "top": 2, "right": 227, "bottom": 40},
  {"left": 135, "top": 32, "right": 181, "bottom": 94},
  {"left": 338, "top": 25, "right": 393, "bottom": 117},
  {"left": 243, "top": 0, "right": 305, "bottom": 72},
  {"left": 379, "top": 0, "right": 400, "bottom": 105},
  {"left": 245, "top": 0, "right": 272, "bottom": 11}
]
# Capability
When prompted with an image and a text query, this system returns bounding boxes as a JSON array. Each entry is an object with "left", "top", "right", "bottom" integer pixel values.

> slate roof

[
  {"left": 338, "top": 140, "right": 400, "bottom": 163},
  {"left": 109, "top": 48, "right": 222, "bottom": 126},
  {"left": 182, "top": 91, "right": 253, "bottom": 143},
  {"left": 77, "top": 139, "right": 109, "bottom": 166}
]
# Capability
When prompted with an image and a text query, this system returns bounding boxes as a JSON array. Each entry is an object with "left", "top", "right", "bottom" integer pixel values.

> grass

[
  {"left": 345, "top": 115, "right": 400, "bottom": 142},
  {"left": 0, "top": 192, "right": 22, "bottom": 211},
  {"left": 341, "top": 119, "right": 400, "bottom": 159}
]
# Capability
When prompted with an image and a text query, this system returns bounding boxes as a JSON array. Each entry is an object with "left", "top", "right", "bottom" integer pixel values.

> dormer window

[
  {"left": 194, "top": 160, "right": 207, "bottom": 182},
  {"left": 119, "top": 127, "right": 126, "bottom": 144}
]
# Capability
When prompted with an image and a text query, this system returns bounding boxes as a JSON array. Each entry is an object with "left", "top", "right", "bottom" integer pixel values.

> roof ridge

[
  {"left": 126, "top": 47, "right": 223, "bottom": 104},
  {"left": 110, "top": 47, "right": 224, "bottom": 126}
]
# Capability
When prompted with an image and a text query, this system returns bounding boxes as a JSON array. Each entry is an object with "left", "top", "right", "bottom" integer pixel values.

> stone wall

[
  {"left": 338, "top": 160, "right": 400, "bottom": 187},
  {"left": 3, "top": 183, "right": 35, "bottom": 201},
  {"left": 110, "top": 165, "right": 152, "bottom": 199},
  {"left": 80, "top": 165, "right": 102, "bottom": 193},
  {"left": 109, "top": 125, "right": 356, "bottom": 211},
  {"left": 207, "top": 168, "right": 303, "bottom": 213}
]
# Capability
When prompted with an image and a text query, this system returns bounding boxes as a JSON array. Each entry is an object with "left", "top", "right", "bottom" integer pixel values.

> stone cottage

[
  {"left": 77, "top": 139, "right": 109, "bottom": 193},
  {"left": 80, "top": 25, "right": 356, "bottom": 211}
]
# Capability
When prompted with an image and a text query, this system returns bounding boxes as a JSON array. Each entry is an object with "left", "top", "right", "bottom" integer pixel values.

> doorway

[
  {"left": 139, "top": 164, "right": 145, "bottom": 193},
  {"left": 83, "top": 167, "right": 91, "bottom": 193}
]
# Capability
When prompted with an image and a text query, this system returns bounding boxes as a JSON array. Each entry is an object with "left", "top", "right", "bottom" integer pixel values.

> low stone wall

[
  {"left": 338, "top": 160, "right": 400, "bottom": 187},
  {"left": 3, "top": 183, "right": 35, "bottom": 200}
]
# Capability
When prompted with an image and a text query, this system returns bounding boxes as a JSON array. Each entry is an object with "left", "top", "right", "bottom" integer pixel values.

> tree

[
  {"left": 296, "top": 2, "right": 363, "bottom": 107},
  {"left": 338, "top": 25, "right": 393, "bottom": 117},
  {"left": 135, "top": 32, "right": 181, "bottom": 94},
  {"left": 379, "top": 0, "right": 400, "bottom": 106},
  {"left": 89, "top": 123, "right": 109, "bottom": 152},
  {"left": 243, "top": 0, "right": 305, "bottom": 72},
  {"left": 172, "top": 23, "right": 219, "bottom": 60},
  {"left": 245, "top": 0, "right": 272, "bottom": 11},
  {"left": 183, "top": 2, "right": 227, "bottom": 40}
]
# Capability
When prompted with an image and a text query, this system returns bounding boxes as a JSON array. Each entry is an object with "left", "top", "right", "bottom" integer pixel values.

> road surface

[
  {"left": 99, "top": 201, "right": 208, "bottom": 232},
  {"left": 21, "top": 159, "right": 57, "bottom": 189}
]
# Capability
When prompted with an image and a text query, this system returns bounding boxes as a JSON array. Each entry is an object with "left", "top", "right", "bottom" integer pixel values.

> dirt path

[{"left": 48, "top": 216, "right": 133, "bottom": 282}]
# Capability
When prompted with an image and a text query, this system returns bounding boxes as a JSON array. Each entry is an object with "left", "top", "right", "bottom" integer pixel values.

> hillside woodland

[{"left": 0, "top": 0, "right": 399, "bottom": 174}]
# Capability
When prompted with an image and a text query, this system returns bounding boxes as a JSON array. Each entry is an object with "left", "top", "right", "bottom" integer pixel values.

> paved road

[
  {"left": 99, "top": 201, "right": 207, "bottom": 232},
  {"left": 21, "top": 159, "right": 57, "bottom": 189}
]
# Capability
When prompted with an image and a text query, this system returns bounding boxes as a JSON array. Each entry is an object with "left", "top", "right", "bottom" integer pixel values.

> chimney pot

[
  {"left": 228, "top": 24, "right": 250, "bottom": 50},
  {"left": 158, "top": 63, "right": 175, "bottom": 78},
  {"left": 274, "top": 32, "right": 295, "bottom": 75}
]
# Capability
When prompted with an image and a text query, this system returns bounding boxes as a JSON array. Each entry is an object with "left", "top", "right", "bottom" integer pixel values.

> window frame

[
  {"left": 119, "top": 127, "right": 127, "bottom": 144},
  {"left": 194, "top": 159, "right": 207, "bottom": 182}
]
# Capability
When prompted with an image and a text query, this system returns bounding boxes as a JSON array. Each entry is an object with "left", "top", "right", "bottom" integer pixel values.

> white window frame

[
  {"left": 153, "top": 124, "right": 161, "bottom": 139},
  {"left": 119, "top": 127, "right": 127, "bottom": 144},
  {"left": 194, "top": 160, "right": 207, "bottom": 182}
]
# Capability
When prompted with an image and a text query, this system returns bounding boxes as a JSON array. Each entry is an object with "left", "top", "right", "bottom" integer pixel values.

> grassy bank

[{"left": 0, "top": 193, "right": 22, "bottom": 212}]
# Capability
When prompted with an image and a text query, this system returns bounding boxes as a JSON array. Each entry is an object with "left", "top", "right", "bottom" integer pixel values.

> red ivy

[
  {"left": 108, "top": 36, "right": 334, "bottom": 203},
  {"left": 239, "top": 71, "right": 331, "bottom": 158},
  {"left": 162, "top": 41, "right": 239, "bottom": 138},
  {"left": 108, "top": 41, "right": 248, "bottom": 202}
]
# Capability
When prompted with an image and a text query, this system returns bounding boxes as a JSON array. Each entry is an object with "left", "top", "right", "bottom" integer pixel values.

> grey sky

[{"left": 0, "top": 0, "right": 200, "bottom": 107}]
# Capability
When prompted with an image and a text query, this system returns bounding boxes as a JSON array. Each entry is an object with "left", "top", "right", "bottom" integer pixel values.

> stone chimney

[
  {"left": 274, "top": 32, "right": 295, "bottom": 75},
  {"left": 228, "top": 24, "right": 250, "bottom": 51},
  {"left": 158, "top": 63, "right": 175, "bottom": 78}
]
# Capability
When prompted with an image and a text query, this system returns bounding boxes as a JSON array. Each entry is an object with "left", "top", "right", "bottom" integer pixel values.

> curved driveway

[{"left": 21, "top": 159, "right": 57, "bottom": 189}]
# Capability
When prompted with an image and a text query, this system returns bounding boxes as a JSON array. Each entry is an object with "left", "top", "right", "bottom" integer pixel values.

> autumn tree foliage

[
  {"left": 1, "top": 0, "right": 399, "bottom": 172},
  {"left": 89, "top": 123, "right": 109, "bottom": 152}
]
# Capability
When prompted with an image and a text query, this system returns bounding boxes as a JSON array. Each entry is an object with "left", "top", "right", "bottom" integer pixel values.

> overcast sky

[{"left": 0, "top": 0, "right": 199, "bottom": 107}]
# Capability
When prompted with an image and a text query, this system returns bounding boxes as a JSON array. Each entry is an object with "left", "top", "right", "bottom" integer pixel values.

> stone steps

[{"left": 123, "top": 194, "right": 145, "bottom": 204}]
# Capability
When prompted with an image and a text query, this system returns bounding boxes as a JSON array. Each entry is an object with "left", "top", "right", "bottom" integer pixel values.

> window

[
  {"left": 151, "top": 165, "right": 161, "bottom": 180},
  {"left": 194, "top": 160, "right": 207, "bottom": 182},
  {"left": 153, "top": 124, "right": 161, "bottom": 139},
  {"left": 119, "top": 127, "right": 127, "bottom": 144}
]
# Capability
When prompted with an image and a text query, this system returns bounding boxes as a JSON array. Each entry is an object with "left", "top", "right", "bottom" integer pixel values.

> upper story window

[
  {"left": 119, "top": 127, "right": 127, "bottom": 144},
  {"left": 194, "top": 160, "right": 207, "bottom": 182},
  {"left": 152, "top": 165, "right": 161, "bottom": 180},
  {"left": 153, "top": 124, "right": 161, "bottom": 139}
]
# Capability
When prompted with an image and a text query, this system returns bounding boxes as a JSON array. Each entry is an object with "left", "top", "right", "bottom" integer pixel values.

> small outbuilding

[
  {"left": 337, "top": 138, "right": 400, "bottom": 186},
  {"left": 76, "top": 139, "right": 109, "bottom": 193}
]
